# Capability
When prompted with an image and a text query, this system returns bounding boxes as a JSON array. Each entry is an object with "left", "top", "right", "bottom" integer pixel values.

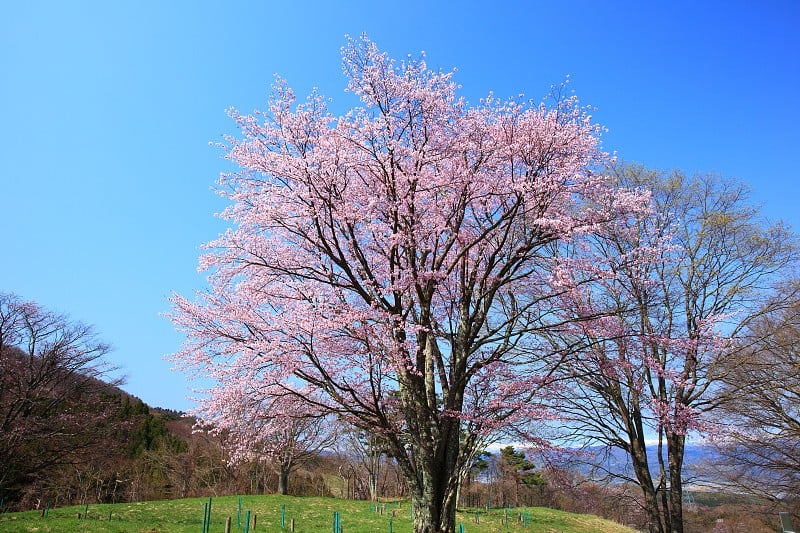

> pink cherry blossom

[{"left": 169, "top": 35, "right": 650, "bottom": 533}]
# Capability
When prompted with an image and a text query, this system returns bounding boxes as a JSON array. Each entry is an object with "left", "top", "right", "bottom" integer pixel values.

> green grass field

[{"left": 0, "top": 495, "right": 639, "bottom": 533}]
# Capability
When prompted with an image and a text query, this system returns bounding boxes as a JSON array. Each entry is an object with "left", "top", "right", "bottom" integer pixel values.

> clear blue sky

[{"left": 2, "top": 1, "right": 798, "bottom": 412}]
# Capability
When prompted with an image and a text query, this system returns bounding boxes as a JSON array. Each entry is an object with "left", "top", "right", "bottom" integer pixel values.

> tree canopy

[{"left": 169, "top": 36, "right": 651, "bottom": 533}]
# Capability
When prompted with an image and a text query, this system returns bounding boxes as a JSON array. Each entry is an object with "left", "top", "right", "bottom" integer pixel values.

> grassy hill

[{"left": 0, "top": 494, "right": 639, "bottom": 533}]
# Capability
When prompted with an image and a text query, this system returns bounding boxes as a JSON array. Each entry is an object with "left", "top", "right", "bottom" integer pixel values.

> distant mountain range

[{"left": 554, "top": 443, "right": 721, "bottom": 484}]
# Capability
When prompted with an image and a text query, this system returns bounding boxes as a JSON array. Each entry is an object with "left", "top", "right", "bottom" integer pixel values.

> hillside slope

[{"left": 0, "top": 494, "right": 640, "bottom": 533}]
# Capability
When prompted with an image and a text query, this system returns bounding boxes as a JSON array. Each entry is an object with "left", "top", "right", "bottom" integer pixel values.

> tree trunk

[
  {"left": 277, "top": 463, "right": 290, "bottom": 495},
  {"left": 629, "top": 439, "right": 665, "bottom": 533},
  {"left": 368, "top": 470, "right": 378, "bottom": 502},
  {"left": 405, "top": 418, "right": 462, "bottom": 533},
  {"left": 667, "top": 433, "right": 685, "bottom": 533},
  {"left": 410, "top": 471, "right": 458, "bottom": 533}
]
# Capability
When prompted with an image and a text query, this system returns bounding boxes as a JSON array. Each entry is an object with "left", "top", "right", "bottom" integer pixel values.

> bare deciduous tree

[
  {"left": 713, "top": 282, "right": 800, "bottom": 510},
  {"left": 547, "top": 166, "right": 797, "bottom": 533},
  {"left": 0, "top": 292, "right": 118, "bottom": 508}
]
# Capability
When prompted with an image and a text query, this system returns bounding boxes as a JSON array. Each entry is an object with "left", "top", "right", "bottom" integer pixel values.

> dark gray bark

[
  {"left": 667, "top": 433, "right": 685, "bottom": 533},
  {"left": 277, "top": 460, "right": 291, "bottom": 495}
]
